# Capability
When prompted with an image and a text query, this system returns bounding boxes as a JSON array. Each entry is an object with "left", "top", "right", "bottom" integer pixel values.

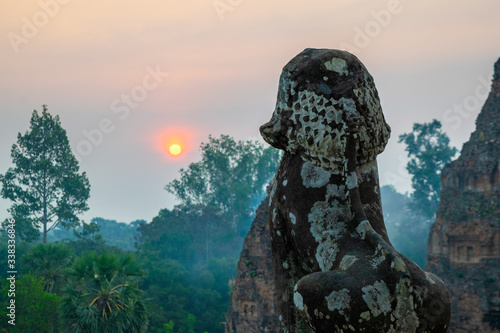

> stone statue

[{"left": 260, "top": 48, "right": 451, "bottom": 333}]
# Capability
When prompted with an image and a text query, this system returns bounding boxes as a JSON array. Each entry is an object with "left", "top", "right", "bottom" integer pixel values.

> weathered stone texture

[
  {"left": 260, "top": 48, "right": 451, "bottom": 332},
  {"left": 226, "top": 195, "right": 280, "bottom": 333},
  {"left": 428, "top": 58, "right": 500, "bottom": 332}
]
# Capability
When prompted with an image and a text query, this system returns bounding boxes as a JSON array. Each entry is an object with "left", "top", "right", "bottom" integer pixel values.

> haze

[{"left": 1, "top": 0, "right": 499, "bottom": 223}]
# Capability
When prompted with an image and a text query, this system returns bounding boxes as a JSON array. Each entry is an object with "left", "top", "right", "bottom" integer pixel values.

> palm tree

[
  {"left": 60, "top": 252, "right": 149, "bottom": 333},
  {"left": 22, "top": 242, "right": 73, "bottom": 293}
]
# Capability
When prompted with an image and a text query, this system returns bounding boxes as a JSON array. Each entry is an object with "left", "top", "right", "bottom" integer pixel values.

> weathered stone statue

[{"left": 260, "top": 48, "right": 451, "bottom": 333}]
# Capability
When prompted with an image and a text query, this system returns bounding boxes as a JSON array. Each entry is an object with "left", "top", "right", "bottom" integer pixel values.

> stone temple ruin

[
  {"left": 427, "top": 58, "right": 500, "bottom": 332},
  {"left": 225, "top": 195, "right": 280, "bottom": 333},
  {"left": 255, "top": 48, "right": 451, "bottom": 332}
]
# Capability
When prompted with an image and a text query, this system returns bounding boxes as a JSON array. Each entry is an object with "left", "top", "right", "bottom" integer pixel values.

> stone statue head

[{"left": 260, "top": 48, "right": 390, "bottom": 174}]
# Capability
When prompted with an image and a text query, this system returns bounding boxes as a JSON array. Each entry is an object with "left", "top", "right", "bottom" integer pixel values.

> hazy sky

[{"left": 1, "top": 0, "right": 499, "bottom": 224}]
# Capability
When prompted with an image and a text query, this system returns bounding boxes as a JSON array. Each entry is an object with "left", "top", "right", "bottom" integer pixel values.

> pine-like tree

[{"left": 0, "top": 105, "right": 90, "bottom": 242}]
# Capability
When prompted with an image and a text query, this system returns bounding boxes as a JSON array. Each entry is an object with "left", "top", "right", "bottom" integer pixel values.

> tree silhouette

[
  {"left": 0, "top": 105, "right": 90, "bottom": 242},
  {"left": 398, "top": 119, "right": 457, "bottom": 219}
]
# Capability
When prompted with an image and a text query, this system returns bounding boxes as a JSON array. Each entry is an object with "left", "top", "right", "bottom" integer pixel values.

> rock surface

[
  {"left": 427, "top": 58, "right": 500, "bottom": 332},
  {"left": 226, "top": 195, "right": 280, "bottom": 333},
  {"left": 259, "top": 48, "right": 451, "bottom": 332}
]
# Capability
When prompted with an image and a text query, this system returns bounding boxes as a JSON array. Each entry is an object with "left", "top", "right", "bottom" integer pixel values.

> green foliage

[
  {"left": 0, "top": 238, "right": 32, "bottom": 279},
  {"left": 47, "top": 220, "right": 100, "bottom": 243},
  {"left": 60, "top": 252, "right": 148, "bottom": 333},
  {"left": 0, "top": 273, "right": 61, "bottom": 332},
  {"left": 186, "top": 257, "right": 237, "bottom": 332},
  {"left": 140, "top": 257, "right": 190, "bottom": 332},
  {"left": 398, "top": 119, "right": 457, "bottom": 219},
  {"left": 156, "top": 314, "right": 197, "bottom": 333},
  {"left": 74, "top": 220, "right": 101, "bottom": 239},
  {"left": 137, "top": 134, "right": 280, "bottom": 332},
  {"left": 140, "top": 254, "right": 236, "bottom": 333},
  {"left": 0, "top": 105, "right": 91, "bottom": 243},
  {"left": 1, "top": 242, "right": 140, "bottom": 332},
  {"left": 158, "top": 321, "right": 176, "bottom": 333},
  {"left": 92, "top": 217, "right": 143, "bottom": 251},
  {"left": 186, "top": 313, "right": 196, "bottom": 333},
  {"left": 188, "top": 287, "right": 223, "bottom": 332},
  {"left": 60, "top": 235, "right": 120, "bottom": 258},
  {"left": 22, "top": 243, "right": 73, "bottom": 293},
  {"left": 204, "top": 257, "right": 237, "bottom": 294},
  {"left": 48, "top": 218, "right": 140, "bottom": 255},
  {"left": 49, "top": 218, "right": 145, "bottom": 251},
  {"left": 139, "top": 205, "right": 240, "bottom": 266}
]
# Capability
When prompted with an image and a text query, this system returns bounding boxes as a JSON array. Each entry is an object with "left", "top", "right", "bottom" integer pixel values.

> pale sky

[{"left": 1, "top": 0, "right": 499, "bottom": 224}]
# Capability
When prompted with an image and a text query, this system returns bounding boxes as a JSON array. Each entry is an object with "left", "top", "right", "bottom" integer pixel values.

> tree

[
  {"left": 138, "top": 135, "right": 280, "bottom": 333},
  {"left": 0, "top": 105, "right": 91, "bottom": 243},
  {"left": 140, "top": 258, "right": 191, "bottom": 332},
  {"left": 60, "top": 252, "right": 149, "bottom": 333},
  {"left": 139, "top": 204, "right": 242, "bottom": 266},
  {"left": 0, "top": 273, "right": 61, "bottom": 332},
  {"left": 158, "top": 321, "right": 176, "bottom": 333},
  {"left": 22, "top": 243, "right": 73, "bottom": 293},
  {"left": 91, "top": 217, "right": 144, "bottom": 251},
  {"left": 398, "top": 120, "right": 457, "bottom": 219},
  {"left": 165, "top": 134, "right": 280, "bottom": 233}
]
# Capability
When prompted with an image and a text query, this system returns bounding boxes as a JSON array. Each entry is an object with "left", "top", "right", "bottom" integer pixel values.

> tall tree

[
  {"left": 137, "top": 135, "right": 280, "bottom": 332},
  {"left": 398, "top": 119, "right": 457, "bottom": 219},
  {"left": 165, "top": 134, "right": 280, "bottom": 233},
  {"left": 60, "top": 252, "right": 149, "bottom": 333},
  {"left": 0, "top": 105, "right": 90, "bottom": 243}
]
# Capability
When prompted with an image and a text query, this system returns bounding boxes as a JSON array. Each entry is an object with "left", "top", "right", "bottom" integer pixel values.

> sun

[
  {"left": 169, "top": 144, "right": 182, "bottom": 156},
  {"left": 155, "top": 128, "right": 192, "bottom": 159}
]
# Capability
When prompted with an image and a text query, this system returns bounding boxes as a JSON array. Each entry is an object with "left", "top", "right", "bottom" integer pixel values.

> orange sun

[
  {"left": 155, "top": 127, "right": 193, "bottom": 160},
  {"left": 169, "top": 144, "right": 182, "bottom": 156}
]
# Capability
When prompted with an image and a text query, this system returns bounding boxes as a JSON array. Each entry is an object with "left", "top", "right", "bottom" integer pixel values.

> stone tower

[
  {"left": 225, "top": 195, "right": 280, "bottom": 333},
  {"left": 428, "top": 58, "right": 500, "bottom": 332}
]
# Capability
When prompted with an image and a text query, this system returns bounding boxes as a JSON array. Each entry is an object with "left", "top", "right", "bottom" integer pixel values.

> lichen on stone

[
  {"left": 339, "top": 255, "right": 359, "bottom": 271},
  {"left": 259, "top": 48, "right": 451, "bottom": 333},
  {"left": 361, "top": 280, "right": 392, "bottom": 317},
  {"left": 325, "top": 288, "right": 351, "bottom": 314}
]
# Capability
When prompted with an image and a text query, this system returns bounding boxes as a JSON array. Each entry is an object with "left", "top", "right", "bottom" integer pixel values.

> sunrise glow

[
  {"left": 152, "top": 127, "right": 197, "bottom": 161},
  {"left": 169, "top": 144, "right": 182, "bottom": 156}
]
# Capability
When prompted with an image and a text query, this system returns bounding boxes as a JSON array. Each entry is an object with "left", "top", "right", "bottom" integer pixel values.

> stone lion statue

[{"left": 260, "top": 48, "right": 451, "bottom": 333}]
